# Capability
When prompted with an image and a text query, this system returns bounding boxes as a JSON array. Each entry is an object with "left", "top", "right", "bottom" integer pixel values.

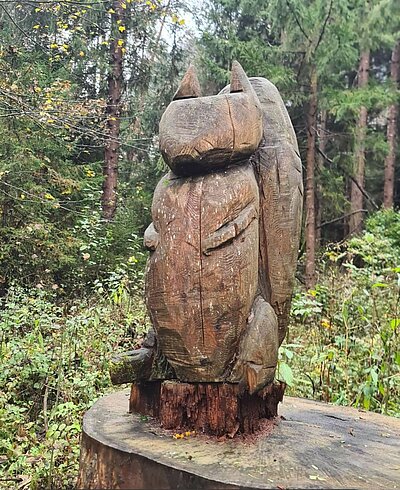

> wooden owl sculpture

[{"left": 143, "top": 61, "right": 303, "bottom": 394}]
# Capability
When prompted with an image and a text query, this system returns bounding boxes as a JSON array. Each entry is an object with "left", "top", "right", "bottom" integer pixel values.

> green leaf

[{"left": 276, "top": 361, "right": 294, "bottom": 386}]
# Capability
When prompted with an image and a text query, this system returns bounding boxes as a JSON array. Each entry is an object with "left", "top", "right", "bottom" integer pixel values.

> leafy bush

[
  {"left": 285, "top": 210, "right": 400, "bottom": 416},
  {"left": 0, "top": 285, "right": 150, "bottom": 489}
]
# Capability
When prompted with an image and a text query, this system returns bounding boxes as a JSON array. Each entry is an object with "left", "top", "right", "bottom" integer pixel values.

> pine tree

[{"left": 383, "top": 38, "right": 400, "bottom": 208}]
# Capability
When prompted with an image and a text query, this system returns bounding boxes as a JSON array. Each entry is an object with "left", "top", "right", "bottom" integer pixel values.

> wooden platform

[{"left": 77, "top": 389, "right": 400, "bottom": 489}]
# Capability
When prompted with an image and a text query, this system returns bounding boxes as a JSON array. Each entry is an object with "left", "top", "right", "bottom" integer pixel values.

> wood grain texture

[
  {"left": 173, "top": 64, "right": 202, "bottom": 100},
  {"left": 229, "top": 296, "right": 279, "bottom": 394},
  {"left": 159, "top": 92, "right": 262, "bottom": 176},
  {"left": 78, "top": 389, "right": 400, "bottom": 489},
  {"left": 145, "top": 164, "right": 259, "bottom": 382},
  {"left": 221, "top": 77, "right": 303, "bottom": 344},
  {"left": 129, "top": 381, "right": 285, "bottom": 436},
  {"left": 144, "top": 69, "right": 302, "bottom": 392}
]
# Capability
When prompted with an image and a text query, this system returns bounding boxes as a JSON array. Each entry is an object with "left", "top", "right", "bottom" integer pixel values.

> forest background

[{"left": 0, "top": 0, "right": 399, "bottom": 488}]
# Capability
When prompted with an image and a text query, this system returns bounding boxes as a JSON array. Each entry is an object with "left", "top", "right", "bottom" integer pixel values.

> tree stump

[
  {"left": 130, "top": 381, "right": 285, "bottom": 436},
  {"left": 77, "top": 389, "right": 400, "bottom": 490}
]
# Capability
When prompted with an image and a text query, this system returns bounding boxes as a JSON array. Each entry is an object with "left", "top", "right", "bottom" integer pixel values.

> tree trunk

[
  {"left": 129, "top": 381, "right": 285, "bottom": 436},
  {"left": 383, "top": 39, "right": 400, "bottom": 209},
  {"left": 315, "top": 109, "right": 327, "bottom": 248},
  {"left": 126, "top": 4, "right": 170, "bottom": 169},
  {"left": 305, "top": 66, "right": 318, "bottom": 289},
  {"left": 102, "top": 0, "right": 125, "bottom": 221},
  {"left": 349, "top": 49, "right": 370, "bottom": 234}
]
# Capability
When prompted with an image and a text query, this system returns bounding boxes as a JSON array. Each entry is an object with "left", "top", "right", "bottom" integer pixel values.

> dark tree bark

[
  {"left": 384, "top": 39, "right": 400, "bottom": 209},
  {"left": 315, "top": 109, "right": 327, "bottom": 248},
  {"left": 349, "top": 49, "right": 370, "bottom": 234},
  {"left": 305, "top": 66, "right": 318, "bottom": 289},
  {"left": 102, "top": 0, "right": 125, "bottom": 221},
  {"left": 130, "top": 381, "right": 285, "bottom": 436}
]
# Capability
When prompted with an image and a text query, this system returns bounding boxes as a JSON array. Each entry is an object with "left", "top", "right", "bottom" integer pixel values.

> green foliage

[
  {"left": 284, "top": 210, "right": 400, "bottom": 416},
  {"left": 0, "top": 285, "right": 149, "bottom": 489}
]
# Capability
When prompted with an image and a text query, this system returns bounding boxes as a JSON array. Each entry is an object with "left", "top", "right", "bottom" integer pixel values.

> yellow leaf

[
  {"left": 47, "top": 119, "right": 55, "bottom": 123},
  {"left": 179, "top": 18, "right": 185, "bottom": 25},
  {"left": 35, "top": 8, "right": 41, "bottom": 12},
  {"left": 50, "top": 43, "right": 58, "bottom": 49},
  {"left": 33, "top": 24, "right": 40, "bottom": 29},
  {"left": 118, "top": 25, "right": 126, "bottom": 32},
  {"left": 108, "top": 8, "right": 115, "bottom": 14},
  {"left": 121, "top": 2, "right": 127, "bottom": 8},
  {"left": 79, "top": 51, "right": 85, "bottom": 57},
  {"left": 121, "top": 47, "right": 126, "bottom": 54},
  {"left": 44, "top": 193, "right": 55, "bottom": 200}
]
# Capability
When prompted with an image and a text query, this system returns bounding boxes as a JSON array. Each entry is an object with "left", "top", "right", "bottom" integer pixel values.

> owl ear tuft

[
  {"left": 173, "top": 64, "right": 202, "bottom": 100},
  {"left": 230, "top": 60, "right": 251, "bottom": 93}
]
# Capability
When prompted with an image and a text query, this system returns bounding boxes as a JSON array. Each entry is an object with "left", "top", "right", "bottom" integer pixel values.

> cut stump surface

[{"left": 78, "top": 389, "right": 400, "bottom": 489}]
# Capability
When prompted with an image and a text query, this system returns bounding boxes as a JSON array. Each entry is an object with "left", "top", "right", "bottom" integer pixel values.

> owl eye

[{"left": 173, "top": 64, "right": 202, "bottom": 100}]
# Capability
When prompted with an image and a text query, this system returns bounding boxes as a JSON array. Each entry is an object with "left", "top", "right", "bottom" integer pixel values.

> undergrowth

[
  {"left": 282, "top": 210, "right": 400, "bottom": 415},
  {"left": 0, "top": 285, "right": 149, "bottom": 489}
]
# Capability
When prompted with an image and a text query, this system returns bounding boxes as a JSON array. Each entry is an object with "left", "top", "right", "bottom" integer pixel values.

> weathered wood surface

[
  {"left": 221, "top": 76, "right": 303, "bottom": 344},
  {"left": 173, "top": 63, "right": 202, "bottom": 100},
  {"left": 130, "top": 381, "right": 285, "bottom": 436},
  {"left": 229, "top": 296, "right": 279, "bottom": 393},
  {"left": 146, "top": 164, "right": 259, "bottom": 382},
  {"left": 78, "top": 389, "right": 400, "bottom": 489},
  {"left": 109, "top": 348, "right": 154, "bottom": 385},
  {"left": 141, "top": 62, "right": 302, "bottom": 395},
  {"left": 159, "top": 63, "right": 263, "bottom": 176}
]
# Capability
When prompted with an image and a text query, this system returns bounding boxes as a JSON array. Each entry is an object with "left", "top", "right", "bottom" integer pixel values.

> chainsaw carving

[{"left": 111, "top": 61, "right": 303, "bottom": 434}]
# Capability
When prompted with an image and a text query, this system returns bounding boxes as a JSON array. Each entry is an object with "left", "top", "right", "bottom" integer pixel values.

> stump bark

[{"left": 130, "top": 381, "right": 285, "bottom": 436}]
